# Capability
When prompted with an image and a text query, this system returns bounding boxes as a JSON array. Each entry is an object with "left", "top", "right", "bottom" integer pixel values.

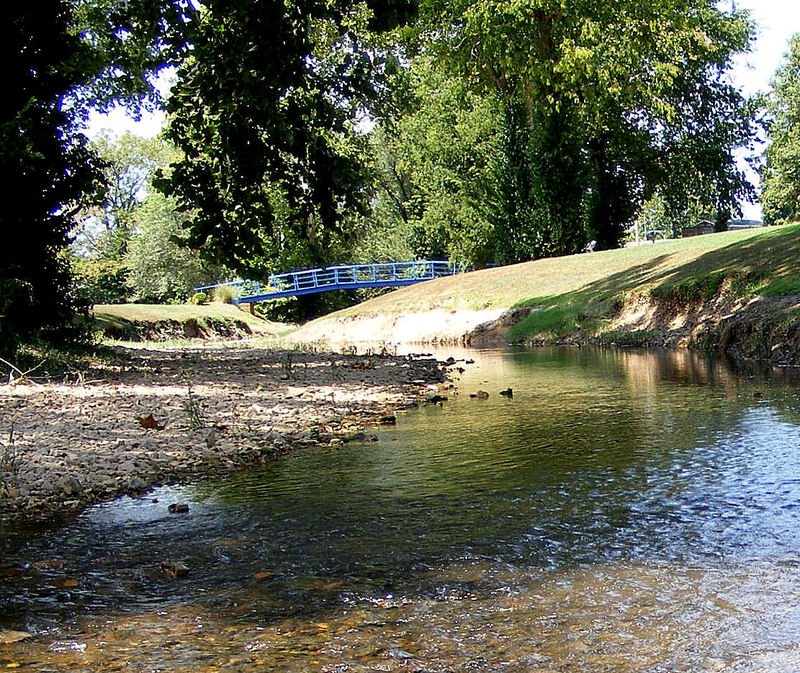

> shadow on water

[{"left": 3, "top": 347, "right": 800, "bottom": 670}]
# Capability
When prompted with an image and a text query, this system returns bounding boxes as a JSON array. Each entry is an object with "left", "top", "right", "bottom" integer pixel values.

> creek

[{"left": 2, "top": 347, "right": 800, "bottom": 671}]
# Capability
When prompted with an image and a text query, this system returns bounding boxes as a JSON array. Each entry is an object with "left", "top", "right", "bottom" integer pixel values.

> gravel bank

[{"left": 0, "top": 347, "right": 448, "bottom": 522}]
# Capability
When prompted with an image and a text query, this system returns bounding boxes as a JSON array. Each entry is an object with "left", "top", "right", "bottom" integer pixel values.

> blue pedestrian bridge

[{"left": 195, "top": 260, "right": 460, "bottom": 303}]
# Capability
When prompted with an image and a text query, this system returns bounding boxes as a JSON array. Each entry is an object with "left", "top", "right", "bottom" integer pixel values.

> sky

[{"left": 86, "top": 1, "right": 800, "bottom": 219}]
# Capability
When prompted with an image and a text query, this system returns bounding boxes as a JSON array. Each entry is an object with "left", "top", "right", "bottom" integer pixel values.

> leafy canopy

[{"left": 761, "top": 34, "right": 800, "bottom": 225}]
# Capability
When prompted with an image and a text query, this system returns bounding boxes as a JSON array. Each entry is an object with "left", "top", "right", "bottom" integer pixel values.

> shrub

[
  {"left": 190, "top": 291, "right": 209, "bottom": 305},
  {"left": 212, "top": 284, "right": 239, "bottom": 303}
]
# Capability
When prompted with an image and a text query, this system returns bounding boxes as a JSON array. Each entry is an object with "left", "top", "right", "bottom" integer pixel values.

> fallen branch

[{"left": 0, "top": 357, "right": 45, "bottom": 385}]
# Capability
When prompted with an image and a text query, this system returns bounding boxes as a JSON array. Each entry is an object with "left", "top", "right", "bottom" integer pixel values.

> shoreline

[
  {"left": 289, "top": 289, "right": 800, "bottom": 367},
  {"left": 0, "top": 346, "right": 449, "bottom": 525}
]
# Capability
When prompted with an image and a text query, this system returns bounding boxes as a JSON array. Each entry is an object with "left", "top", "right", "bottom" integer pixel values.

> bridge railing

[{"left": 195, "top": 260, "right": 460, "bottom": 302}]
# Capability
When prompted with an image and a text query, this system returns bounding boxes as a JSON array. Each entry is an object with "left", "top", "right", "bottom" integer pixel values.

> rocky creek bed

[{"left": 0, "top": 347, "right": 449, "bottom": 522}]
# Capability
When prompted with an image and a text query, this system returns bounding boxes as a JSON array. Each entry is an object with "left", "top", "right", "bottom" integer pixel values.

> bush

[
  {"left": 212, "top": 284, "right": 239, "bottom": 303},
  {"left": 190, "top": 291, "right": 209, "bottom": 305},
  {"left": 71, "top": 257, "right": 131, "bottom": 305}
]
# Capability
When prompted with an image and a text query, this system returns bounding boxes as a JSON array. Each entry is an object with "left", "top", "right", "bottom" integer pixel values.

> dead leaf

[
  {"left": 319, "top": 581, "right": 342, "bottom": 590},
  {"left": 32, "top": 559, "right": 65, "bottom": 569},
  {"left": 55, "top": 578, "right": 78, "bottom": 589},
  {"left": 160, "top": 561, "right": 189, "bottom": 577},
  {"left": 253, "top": 572, "right": 274, "bottom": 580},
  {"left": 0, "top": 631, "right": 33, "bottom": 644},
  {"left": 137, "top": 414, "right": 165, "bottom": 430}
]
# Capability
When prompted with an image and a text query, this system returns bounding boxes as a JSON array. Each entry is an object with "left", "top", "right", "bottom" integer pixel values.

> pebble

[{"left": 0, "top": 347, "right": 447, "bottom": 522}]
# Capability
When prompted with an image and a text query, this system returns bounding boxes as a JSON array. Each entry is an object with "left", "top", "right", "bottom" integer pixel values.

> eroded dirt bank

[
  {"left": 0, "top": 348, "right": 448, "bottom": 522},
  {"left": 290, "top": 289, "right": 800, "bottom": 366},
  {"left": 600, "top": 290, "right": 800, "bottom": 364}
]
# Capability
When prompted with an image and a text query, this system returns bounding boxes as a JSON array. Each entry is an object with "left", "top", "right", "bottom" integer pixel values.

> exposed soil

[
  {"left": 287, "top": 308, "right": 508, "bottom": 348},
  {"left": 604, "top": 287, "right": 800, "bottom": 364},
  {"left": 100, "top": 317, "right": 258, "bottom": 342},
  {"left": 0, "top": 347, "right": 449, "bottom": 522},
  {"left": 289, "top": 287, "right": 800, "bottom": 367}
]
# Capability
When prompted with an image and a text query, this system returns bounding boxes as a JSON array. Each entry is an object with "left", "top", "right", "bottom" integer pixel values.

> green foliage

[
  {"left": 252, "top": 297, "right": 299, "bottom": 323},
  {"left": 75, "top": 133, "right": 181, "bottom": 259},
  {"left": 69, "top": 0, "right": 194, "bottom": 113},
  {"left": 367, "top": 57, "right": 500, "bottom": 266},
  {"left": 124, "top": 192, "right": 223, "bottom": 303},
  {"left": 158, "top": 0, "right": 410, "bottom": 278},
  {"left": 190, "top": 292, "right": 209, "bottom": 305},
  {"left": 1, "top": 2, "right": 103, "bottom": 357},
  {"left": 71, "top": 256, "right": 131, "bottom": 305},
  {"left": 762, "top": 34, "right": 800, "bottom": 225},
  {"left": 649, "top": 273, "right": 727, "bottom": 305},
  {"left": 413, "top": 0, "right": 755, "bottom": 256}
]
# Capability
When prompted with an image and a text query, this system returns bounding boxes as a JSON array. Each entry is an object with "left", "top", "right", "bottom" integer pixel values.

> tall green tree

[
  {"left": 415, "top": 0, "right": 755, "bottom": 258},
  {"left": 761, "top": 34, "right": 800, "bottom": 225},
  {"left": 78, "top": 132, "right": 181, "bottom": 259},
  {"left": 1, "top": 2, "right": 103, "bottom": 356},
  {"left": 366, "top": 57, "right": 501, "bottom": 266},
  {"left": 159, "top": 0, "right": 415, "bottom": 278},
  {"left": 124, "top": 192, "right": 223, "bottom": 302}
]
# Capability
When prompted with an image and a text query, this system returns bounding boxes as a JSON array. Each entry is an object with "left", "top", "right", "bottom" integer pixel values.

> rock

[
  {"left": 499, "top": 388, "right": 513, "bottom": 398},
  {"left": 426, "top": 394, "right": 448, "bottom": 404},
  {"left": 160, "top": 561, "right": 189, "bottom": 577},
  {"left": 379, "top": 415, "right": 397, "bottom": 424},
  {"left": 168, "top": 503, "right": 189, "bottom": 514},
  {"left": 55, "top": 476, "right": 81, "bottom": 496},
  {"left": 470, "top": 390, "right": 489, "bottom": 400},
  {"left": 128, "top": 477, "right": 148, "bottom": 491}
]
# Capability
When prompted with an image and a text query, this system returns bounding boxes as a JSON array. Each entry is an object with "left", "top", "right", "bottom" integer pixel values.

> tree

[
  {"left": 159, "top": 0, "right": 415, "bottom": 278},
  {"left": 366, "top": 57, "right": 500, "bottom": 266},
  {"left": 77, "top": 132, "right": 181, "bottom": 259},
  {"left": 0, "top": 2, "right": 103, "bottom": 356},
  {"left": 415, "top": 0, "right": 755, "bottom": 258},
  {"left": 124, "top": 193, "right": 223, "bottom": 302},
  {"left": 761, "top": 34, "right": 800, "bottom": 225},
  {"left": 70, "top": 133, "right": 183, "bottom": 305}
]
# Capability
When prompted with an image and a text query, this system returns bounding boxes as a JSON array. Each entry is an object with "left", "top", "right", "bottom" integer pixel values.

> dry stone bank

[{"left": 0, "top": 347, "right": 447, "bottom": 521}]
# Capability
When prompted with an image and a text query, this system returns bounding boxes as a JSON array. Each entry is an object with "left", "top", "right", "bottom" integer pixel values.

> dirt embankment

[
  {"left": 291, "top": 287, "right": 800, "bottom": 366},
  {"left": 468, "top": 286, "right": 800, "bottom": 365},
  {"left": 287, "top": 308, "right": 509, "bottom": 348},
  {"left": 605, "top": 289, "right": 800, "bottom": 364},
  {"left": 0, "top": 348, "right": 449, "bottom": 521},
  {"left": 100, "top": 317, "right": 258, "bottom": 342}
]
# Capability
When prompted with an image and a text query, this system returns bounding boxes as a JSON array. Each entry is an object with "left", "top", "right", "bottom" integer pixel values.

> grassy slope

[
  {"left": 295, "top": 224, "right": 800, "bottom": 341},
  {"left": 92, "top": 303, "right": 286, "bottom": 335}
]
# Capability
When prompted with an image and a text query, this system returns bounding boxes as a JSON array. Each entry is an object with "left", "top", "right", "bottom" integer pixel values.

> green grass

[{"left": 292, "top": 223, "right": 800, "bottom": 342}]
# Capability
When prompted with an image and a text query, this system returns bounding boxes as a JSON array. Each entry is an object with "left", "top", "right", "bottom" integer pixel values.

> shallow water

[{"left": 3, "top": 347, "right": 800, "bottom": 671}]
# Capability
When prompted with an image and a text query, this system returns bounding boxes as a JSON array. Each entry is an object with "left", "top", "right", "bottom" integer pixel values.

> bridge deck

[{"left": 195, "top": 261, "right": 459, "bottom": 303}]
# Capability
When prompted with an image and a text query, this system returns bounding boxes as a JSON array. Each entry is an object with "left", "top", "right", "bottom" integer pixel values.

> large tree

[
  {"left": 0, "top": 2, "right": 103, "bottom": 356},
  {"left": 159, "top": 0, "right": 414, "bottom": 277},
  {"left": 366, "top": 57, "right": 501, "bottom": 266},
  {"left": 413, "top": 0, "right": 755, "bottom": 259},
  {"left": 761, "top": 34, "right": 800, "bottom": 226}
]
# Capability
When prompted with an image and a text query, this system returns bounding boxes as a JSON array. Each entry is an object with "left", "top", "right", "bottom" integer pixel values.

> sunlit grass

[{"left": 294, "top": 223, "right": 800, "bottom": 341}]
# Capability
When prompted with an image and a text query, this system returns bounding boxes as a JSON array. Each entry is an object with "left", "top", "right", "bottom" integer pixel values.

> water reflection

[{"left": 2, "top": 347, "right": 800, "bottom": 671}]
